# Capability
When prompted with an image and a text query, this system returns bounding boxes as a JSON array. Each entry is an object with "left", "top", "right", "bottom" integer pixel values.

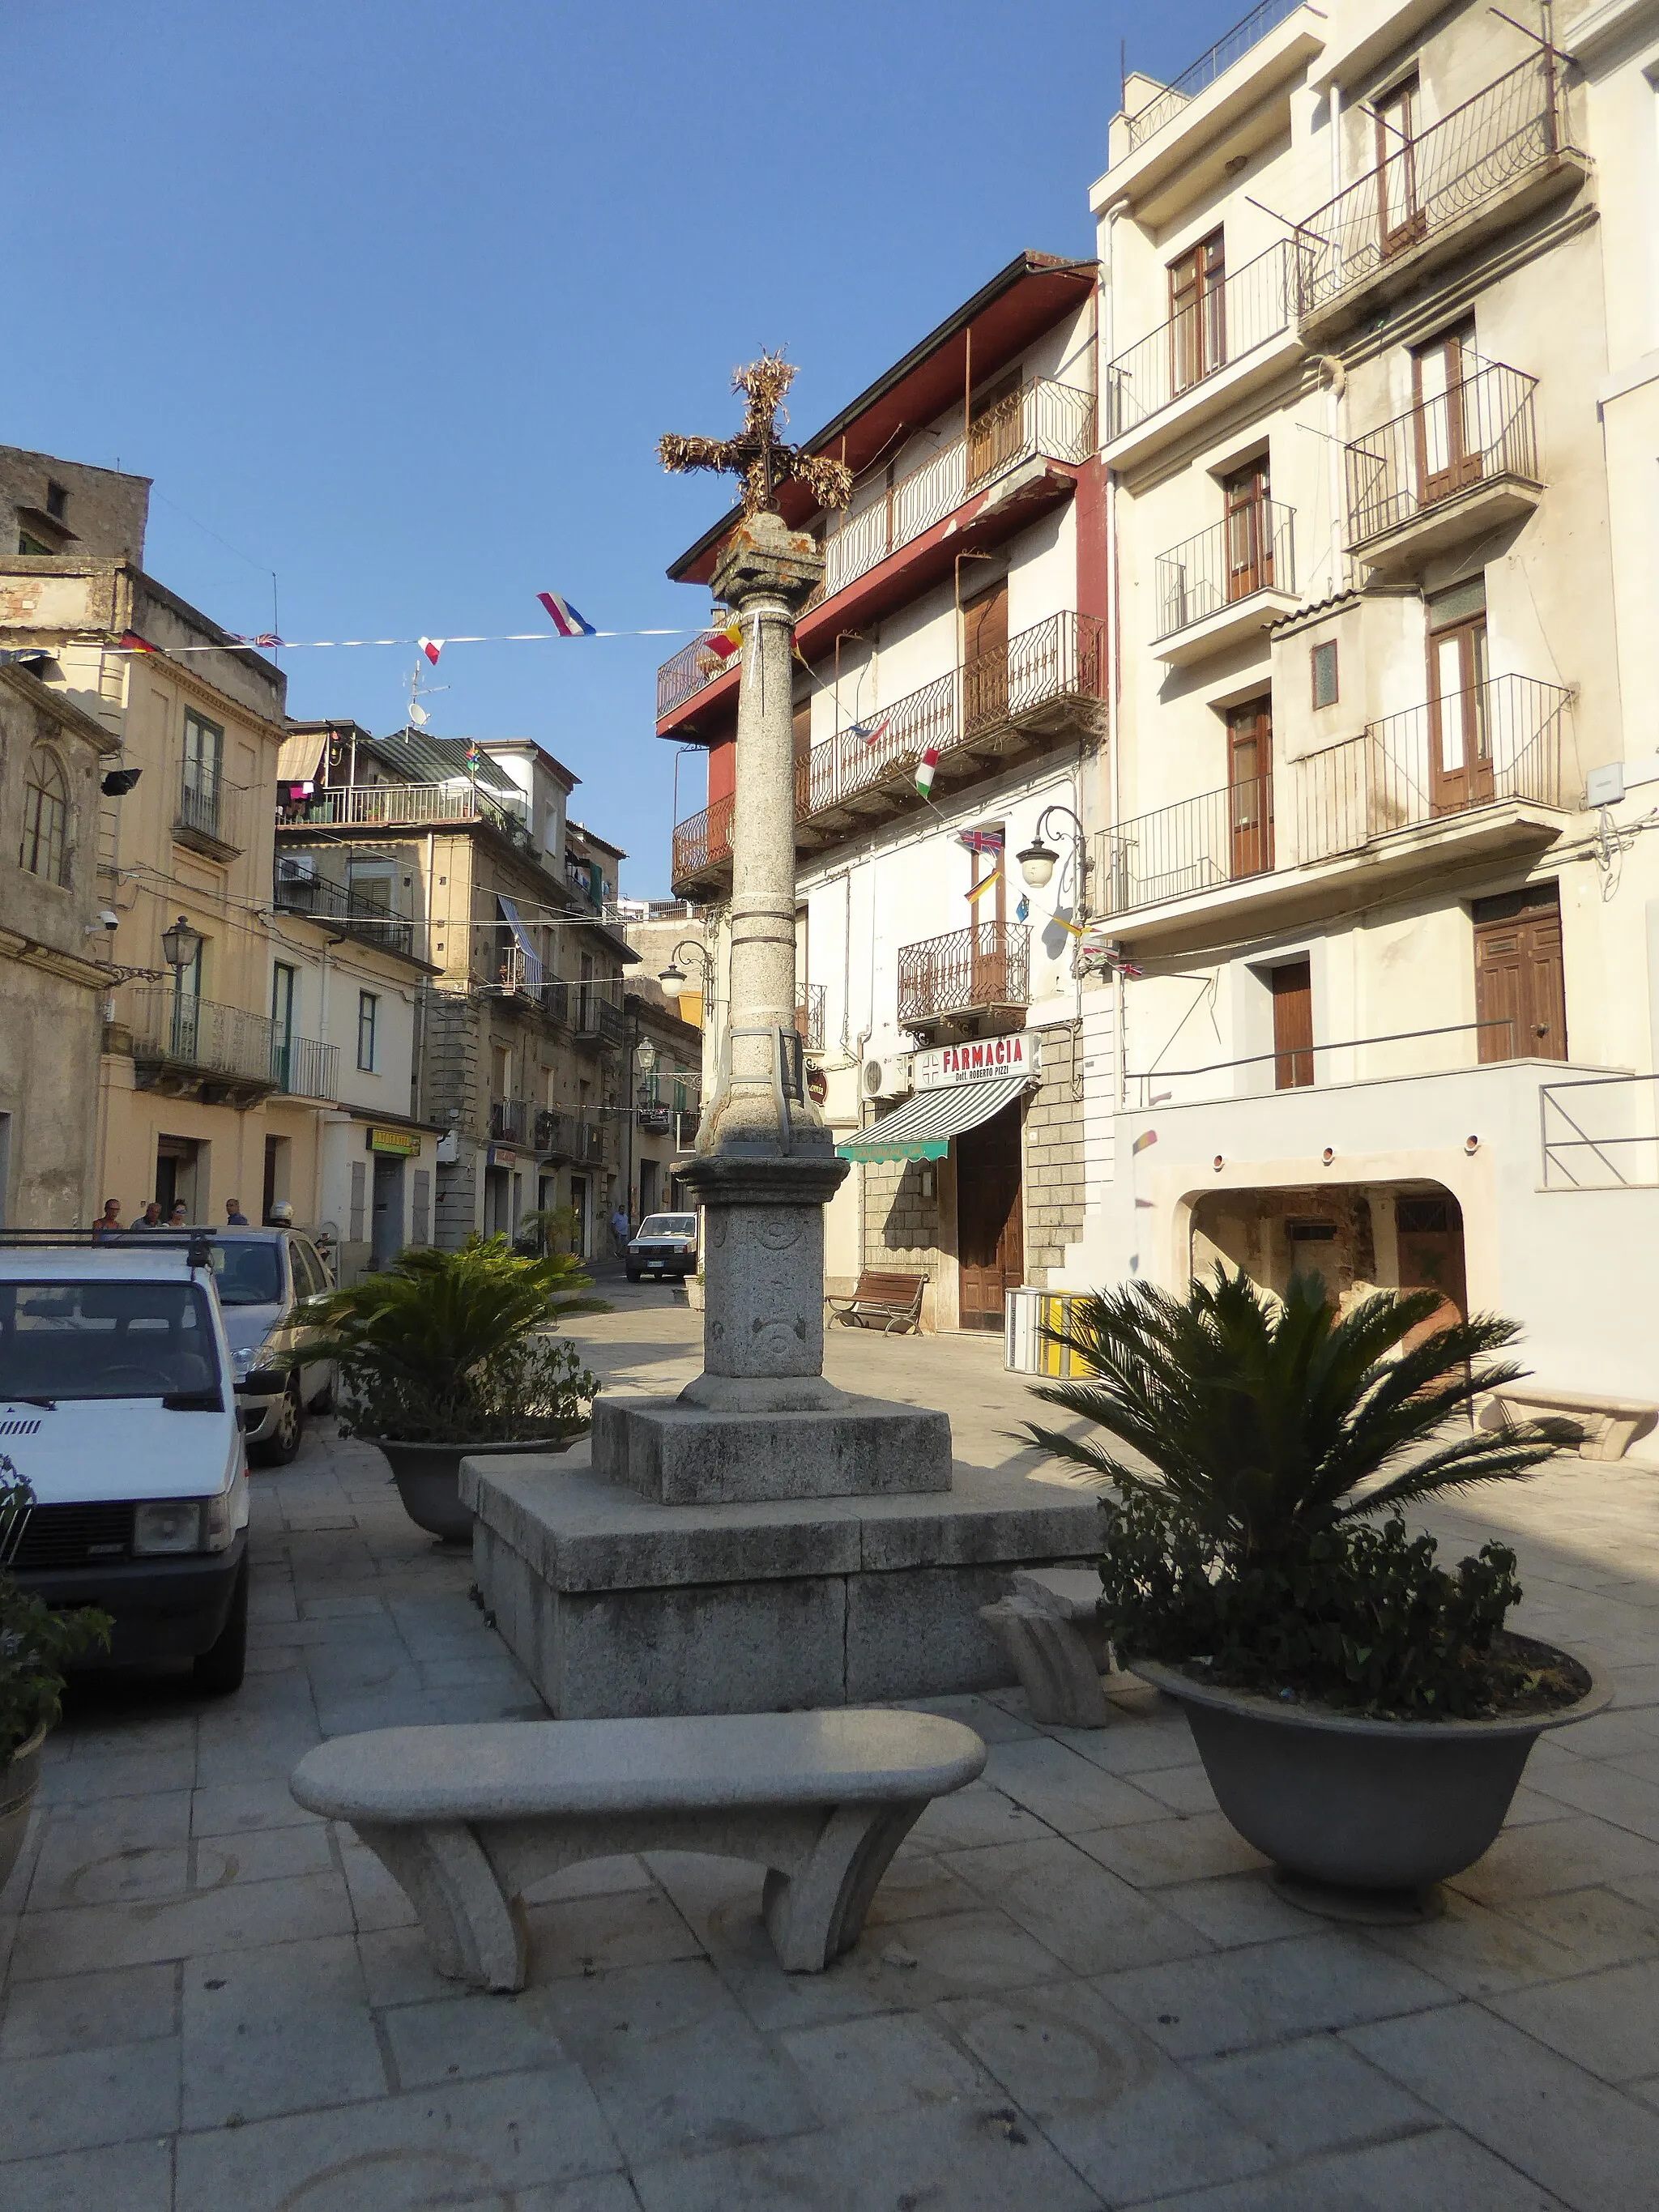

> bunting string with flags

[
  {"left": 101, "top": 589, "right": 692, "bottom": 658},
  {"left": 418, "top": 637, "right": 443, "bottom": 664},
  {"left": 535, "top": 590, "right": 596, "bottom": 637},
  {"left": 964, "top": 866, "right": 1003, "bottom": 905}
]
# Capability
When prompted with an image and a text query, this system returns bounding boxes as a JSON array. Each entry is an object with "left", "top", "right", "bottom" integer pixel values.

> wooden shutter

[
  {"left": 1272, "top": 959, "right": 1314, "bottom": 1089},
  {"left": 962, "top": 579, "right": 1009, "bottom": 731}
]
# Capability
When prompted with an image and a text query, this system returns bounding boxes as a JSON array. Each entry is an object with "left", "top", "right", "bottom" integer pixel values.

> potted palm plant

[
  {"left": 2, "top": 1475, "right": 110, "bottom": 1892},
  {"left": 1025, "top": 1268, "right": 1605, "bottom": 1914},
  {"left": 313, "top": 1236, "right": 607, "bottom": 1542}
]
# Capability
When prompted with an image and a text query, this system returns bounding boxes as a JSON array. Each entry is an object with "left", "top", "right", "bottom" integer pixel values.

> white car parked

[{"left": 0, "top": 1237, "right": 250, "bottom": 1694}]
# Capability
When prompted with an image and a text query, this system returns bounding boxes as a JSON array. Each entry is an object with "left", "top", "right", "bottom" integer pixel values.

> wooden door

[
  {"left": 967, "top": 371, "right": 1023, "bottom": 487},
  {"left": 1395, "top": 1193, "right": 1468, "bottom": 1349},
  {"left": 1473, "top": 884, "right": 1567, "bottom": 1063},
  {"left": 956, "top": 1103, "right": 1024, "bottom": 1330},
  {"left": 1376, "top": 77, "right": 1424, "bottom": 257},
  {"left": 1223, "top": 460, "right": 1272, "bottom": 601},
  {"left": 968, "top": 829, "right": 1007, "bottom": 1004},
  {"left": 1226, "top": 699, "right": 1275, "bottom": 878},
  {"left": 962, "top": 578, "right": 1009, "bottom": 733},
  {"left": 1427, "top": 614, "right": 1492, "bottom": 815},
  {"left": 1170, "top": 230, "right": 1226, "bottom": 393},
  {"left": 1414, "top": 322, "right": 1480, "bottom": 508},
  {"left": 1272, "top": 959, "right": 1315, "bottom": 1089}
]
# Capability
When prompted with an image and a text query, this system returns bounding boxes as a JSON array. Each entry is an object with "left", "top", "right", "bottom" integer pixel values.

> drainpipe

[{"left": 1102, "top": 211, "right": 1129, "bottom": 1112}]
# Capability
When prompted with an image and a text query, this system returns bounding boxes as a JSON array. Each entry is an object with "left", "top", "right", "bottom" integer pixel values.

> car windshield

[
  {"left": 0, "top": 1281, "right": 220, "bottom": 1400},
  {"left": 638, "top": 1216, "right": 696, "bottom": 1239},
  {"left": 203, "top": 1241, "right": 285, "bottom": 1306}
]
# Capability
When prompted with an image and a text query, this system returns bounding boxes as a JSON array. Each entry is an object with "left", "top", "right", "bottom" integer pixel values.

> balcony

[
  {"left": 271, "top": 1033, "right": 339, "bottom": 1101},
  {"left": 1152, "top": 501, "right": 1299, "bottom": 663},
  {"left": 1123, "top": 0, "right": 1308, "bottom": 153},
  {"left": 1105, "top": 240, "right": 1305, "bottom": 466},
  {"left": 274, "top": 867, "right": 417, "bottom": 957},
  {"left": 1296, "top": 56, "right": 1586, "bottom": 338},
  {"left": 1098, "top": 675, "right": 1570, "bottom": 945},
  {"left": 1542, "top": 1075, "right": 1659, "bottom": 1190},
  {"left": 126, "top": 987, "right": 278, "bottom": 1104},
  {"left": 672, "top": 612, "right": 1107, "bottom": 898},
  {"left": 655, "top": 380, "right": 1097, "bottom": 725},
  {"left": 279, "top": 779, "right": 535, "bottom": 859},
  {"left": 574, "top": 993, "right": 628, "bottom": 1051},
  {"left": 535, "top": 1106, "right": 578, "bottom": 1157},
  {"left": 1345, "top": 356, "right": 1542, "bottom": 573},
  {"left": 897, "top": 921, "right": 1031, "bottom": 1034},
  {"left": 637, "top": 1102, "right": 673, "bottom": 1136},
  {"left": 795, "top": 983, "right": 825, "bottom": 1052},
  {"left": 489, "top": 1097, "right": 532, "bottom": 1146},
  {"left": 173, "top": 771, "right": 245, "bottom": 861}
]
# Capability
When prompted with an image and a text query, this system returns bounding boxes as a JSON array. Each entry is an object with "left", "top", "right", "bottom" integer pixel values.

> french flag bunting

[
  {"left": 850, "top": 714, "right": 889, "bottom": 748},
  {"left": 536, "top": 590, "right": 596, "bottom": 637},
  {"left": 419, "top": 637, "right": 443, "bottom": 665}
]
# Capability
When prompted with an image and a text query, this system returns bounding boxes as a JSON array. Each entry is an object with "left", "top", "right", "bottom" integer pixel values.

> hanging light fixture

[
  {"left": 1016, "top": 837, "right": 1058, "bottom": 889},
  {"left": 160, "top": 914, "right": 203, "bottom": 975}
]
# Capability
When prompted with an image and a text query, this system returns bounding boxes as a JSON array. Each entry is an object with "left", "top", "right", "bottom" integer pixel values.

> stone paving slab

[{"left": 4, "top": 1285, "right": 1659, "bottom": 2210}]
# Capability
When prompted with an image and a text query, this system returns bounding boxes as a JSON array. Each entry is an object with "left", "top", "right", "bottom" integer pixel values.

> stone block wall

[
  {"left": 864, "top": 1157, "right": 941, "bottom": 1275},
  {"left": 1023, "top": 1022, "right": 1087, "bottom": 1287}
]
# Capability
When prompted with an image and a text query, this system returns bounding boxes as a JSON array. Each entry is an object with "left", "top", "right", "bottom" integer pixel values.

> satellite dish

[{"left": 407, "top": 700, "right": 430, "bottom": 726}]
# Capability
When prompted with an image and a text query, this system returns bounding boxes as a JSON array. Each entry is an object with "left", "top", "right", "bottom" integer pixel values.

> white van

[{"left": 0, "top": 1237, "right": 250, "bottom": 1694}]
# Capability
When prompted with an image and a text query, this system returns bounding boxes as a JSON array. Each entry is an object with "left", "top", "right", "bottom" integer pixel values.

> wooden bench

[
  {"left": 290, "top": 1708, "right": 985, "bottom": 1988},
  {"left": 1485, "top": 1385, "right": 1658, "bottom": 1462},
  {"left": 827, "top": 1270, "right": 927, "bottom": 1335}
]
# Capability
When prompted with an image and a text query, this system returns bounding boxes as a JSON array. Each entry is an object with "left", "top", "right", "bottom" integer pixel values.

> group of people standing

[{"left": 92, "top": 1195, "right": 275, "bottom": 1240}]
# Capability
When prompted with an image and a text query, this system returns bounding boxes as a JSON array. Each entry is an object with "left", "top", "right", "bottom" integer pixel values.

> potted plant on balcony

[
  {"left": 2, "top": 1476, "right": 111, "bottom": 1893},
  {"left": 1024, "top": 1269, "right": 1604, "bottom": 1916},
  {"left": 314, "top": 1237, "right": 607, "bottom": 1542}
]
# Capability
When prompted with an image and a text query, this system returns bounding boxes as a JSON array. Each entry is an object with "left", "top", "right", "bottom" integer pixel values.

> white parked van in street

[{"left": 0, "top": 1236, "right": 250, "bottom": 1694}]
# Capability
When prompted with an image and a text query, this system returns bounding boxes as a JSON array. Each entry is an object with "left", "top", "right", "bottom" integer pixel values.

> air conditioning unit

[{"left": 863, "top": 1054, "right": 914, "bottom": 1102}]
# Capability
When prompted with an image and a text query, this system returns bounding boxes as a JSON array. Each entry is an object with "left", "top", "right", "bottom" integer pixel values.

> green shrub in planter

[
  {"left": 1024, "top": 1268, "right": 1581, "bottom": 1720},
  {"left": 2, "top": 1475, "right": 111, "bottom": 1758}
]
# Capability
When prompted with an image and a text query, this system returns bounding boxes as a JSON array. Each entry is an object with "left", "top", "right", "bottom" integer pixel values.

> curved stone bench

[{"left": 291, "top": 1708, "right": 986, "bottom": 1988}]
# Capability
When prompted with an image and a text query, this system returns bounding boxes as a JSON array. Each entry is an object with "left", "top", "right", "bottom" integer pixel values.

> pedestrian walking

[{"left": 610, "top": 1203, "right": 630, "bottom": 1258}]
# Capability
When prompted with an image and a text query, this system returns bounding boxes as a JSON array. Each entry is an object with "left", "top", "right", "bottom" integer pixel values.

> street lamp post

[
  {"left": 1016, "top": 806, "right": 1090, "bottom": 920},
  {"left": 160, "top": 914, "right": 203, "bottom": 1059}
]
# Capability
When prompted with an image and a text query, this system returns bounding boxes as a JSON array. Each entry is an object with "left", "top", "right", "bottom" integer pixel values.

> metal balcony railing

[
  {"left": 127, "top": 988, "right": 278, "bottom": 1087},
  {"left": 655, "top": 380, "right": 1096, "bottom": 721},
  {"left": 1098, "top": 775, "right": 1276, "bottom": 915},
  {"left": 578, "top": 1119, "right": 605, "bottom": 1165},
  {"left": 1107, "top": 240, "right": 1304, "bottom": 441},
  {"left": 795, "top": 982, "right": 826, "bottom": 1051},
  {"left": 897, "top": 921, "right": 1032, "bottom": 1026},
  {"left": 273, "top": 869, "right": 416, "bottom": 957},
  {"left": 535, "top": 1106, "right": 578, "bottom": 1157},
  {"left": 1542, "top": 1075, "right": 1659, "bottom": 1190},
  {"left": 489, "top": 1097, "right": 532, "bottom": 1145},
  {"left": 1124, "top": 0, "right": 1307, "bottom": 150},
  {"left": 1296, "top": 55, "right": 1576, "bottom": 322},
  {"left": 1301, "top": 675, "right": 1570, "bottom": 853},
  {"left": 637, "top": 1103, "right": 673, "bottom": 1135},
  {"left": 1345, "top": 356, "right": 1540, "bottom": 544},
  {"left": 672, "top": 613, "right": 1107, "bottom": 893},
  {"left": 271, "top": 1033, "right": 339, "bottom": 1099},
  {"left": 280, "top": 779, "right": 534, "bottom": 855},
  {"left": 1153, "top": 501, "right": 1296, "bottom": 640},
  {"left": 173, "top": 771, "right": 245, "bottom": 856}
]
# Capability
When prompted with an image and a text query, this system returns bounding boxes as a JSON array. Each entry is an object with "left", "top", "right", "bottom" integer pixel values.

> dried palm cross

[{"left": 659, "top": 352, "right": 853, "bottom": 519}]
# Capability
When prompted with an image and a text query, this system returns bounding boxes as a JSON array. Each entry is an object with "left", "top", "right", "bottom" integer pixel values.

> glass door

[
  {"left": 1427, "top": 614, "right": 1492, "bottom": 814},
  {"left": 1375, "top": 77, "right": 1424, "bottom": 258},
  {"left": 1223, "top": 459, "right": 1272, "bottom": 603}
]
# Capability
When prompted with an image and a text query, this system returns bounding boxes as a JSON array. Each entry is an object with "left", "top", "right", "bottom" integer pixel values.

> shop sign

[
  {"left": 367, "top": 1126, "right": 421, "bottom": 1157},
  {"left": 913, "top": 1032, "right": 1038, "bottom": 1092},
  {"left": 489, "top": 1145, "right": 517, "bottom": 1170}
]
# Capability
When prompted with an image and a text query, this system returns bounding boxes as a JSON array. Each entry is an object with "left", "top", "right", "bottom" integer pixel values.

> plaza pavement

[{"left": 4, "top": 1273, "right": 1659, "bottom": 2208}]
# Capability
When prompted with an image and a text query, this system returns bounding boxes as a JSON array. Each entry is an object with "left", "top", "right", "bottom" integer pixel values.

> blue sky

[{"left": 11, "top": 0, "right": 1232, "bottom": 896}]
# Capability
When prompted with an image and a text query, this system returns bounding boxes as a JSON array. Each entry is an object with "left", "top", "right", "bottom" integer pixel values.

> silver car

[{"left": 197, "top": 1230, "right": 335, "bottom": 1464}]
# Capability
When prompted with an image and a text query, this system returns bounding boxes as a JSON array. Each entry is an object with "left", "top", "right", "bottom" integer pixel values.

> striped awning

[{"left": 837, "top": 1075, "right": 1030, "bottom": 1164}]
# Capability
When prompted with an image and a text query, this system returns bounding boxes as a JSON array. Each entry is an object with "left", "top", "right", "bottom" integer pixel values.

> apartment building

[
  {"left": 277, "top": 722, "right": 633, "bottom": 1256},
  {"left": 663, "top": 253, "right": 1112, "bottom": 1323},
  {"left": 1057, "top": 0, "right": 1659, "bottom": 1399}
]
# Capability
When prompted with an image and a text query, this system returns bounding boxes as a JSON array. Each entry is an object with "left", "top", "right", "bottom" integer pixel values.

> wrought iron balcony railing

[
  {"left": 279, "top": 779, "right": 535, "bottom": 856},
  {"left": 655, "top": 380, "right": 1096, "bottom": 721},
  {"left": 127, "top": 988, "right": 278, "bottom": 1088},
  {"left": 1153, "top": 501, "right": 1296, "bottom": 640},
  {"left": 535, "top": 1107, "right": 578, "bottom": 1157},
  {"left": 271, "top": 1033, "right": 339, "bottom": 1099},
  {"left": 897, "top": 921, "right": 1032, "bottom": 1027},
  {"left": 273, "top": 868, "right": 416, "bottom": 957},
  {"left": 1098, "top": 775, "right": 1276, "bottom": 915},
  {"left": 489, "top": 1097, "right": 532, "bottom": 1144},
  {"left": 672, "top": 612, "right": 1107, "bottom": 893},
  {"left": 1345, "top": 356, "right": 1540, "bottom": 545},
  {"left": 1296, "top": 55, "right": 1576, "bottom": 322},
  {"left": 795, "top": 982, "right": 826, "bottom": 1051},
  {"left": 1123, "top": 0, "right": 1307, "bottom": 150},
  {"left": 173, "top": 771, "right": 245, "bottom": 857},
  {"left": 1106, "top": 240, "right": 1304, "bottom": 442}
]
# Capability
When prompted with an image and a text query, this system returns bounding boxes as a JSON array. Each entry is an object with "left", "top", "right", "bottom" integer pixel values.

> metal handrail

[
  {"left": 271, "top": 1033, "right": 339, "bottom": 1099},
  {"left": 1127, "top": 1016, "right": 1518, "bottom": 1106},
  {"left": 1346, "top": 356, "right": 1540, "bottom": 542},
  {"left": 126, "top": 987, "right": 277, "bottom": 1085},
  {"left": 273, "top": 870, "right": 416, "bottom": 957},
  {"left": 1124, "top": 0, "right": 1307, "bottom": 150},
  {"left": 279, "top": 779, "right": 534, "bottom": 855},
  {"left": 1153, "top": 501, "right": 1296, "bottom": 639},
  {"left": 1540, "top": 1072, "right": 1659, "bottom": 1190},
  {"left": 1107, "top": 239, "right": 1306, "bottom": 441},
  {"left": 173, "top": 770, "right": 245, "bottom": 854},
  {"left": 1099, "top": 774, "right": 1275, "bottom": 915},
  {"left": 795, "top": 982, "right": 826, "bottom": 1051},
  {"left": 897, "top": 921, "right": 1032, "bottom": 1025},
  {"left": 1297, "top": 54, "right": 1576, "bottom": 319}
]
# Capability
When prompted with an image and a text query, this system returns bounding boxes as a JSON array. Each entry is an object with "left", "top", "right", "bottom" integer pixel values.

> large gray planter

[
  {"left": 369, "top": 1433, "right": 584, "bottom": 1544},
  {"left": 0, "top": 1723, "right": 46, "bottom": 1897},
  {"left": 1133, "top": 1647, "right": 1609, "bottom": 1897}
]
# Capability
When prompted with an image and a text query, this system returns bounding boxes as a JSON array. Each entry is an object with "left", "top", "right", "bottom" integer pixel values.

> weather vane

[{"left": 659, "top": 352, "right": 853, "bottom": 519}]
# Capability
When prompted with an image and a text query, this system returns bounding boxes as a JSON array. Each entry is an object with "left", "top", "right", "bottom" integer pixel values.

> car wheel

[
  {"left": 625, "top": 1268, "right": 641, "bottom": 1282},
  {"left": 252, "top": 1375, "right": 303, "bottom": 1466},
  {"left": 191, "top": 1558, "right": 249, "bottom": 1696}
]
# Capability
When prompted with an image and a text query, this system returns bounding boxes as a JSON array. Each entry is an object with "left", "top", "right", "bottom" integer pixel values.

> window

[
  {"left": 19, "top": 745, "right": 69, "bottom": 883},
  {"left": 271, "top": 963, "right": 296, "bottom": 1088},
  {"left": 1426, "top": 582, "right": 1490, "bottom": 813},
  {"left": 1311, "top": 640, "right": 1339, "bottom": 710},
  {"left": 45, "top": 481, "right": 68, "bottom": 520},
  {"left": 1375, "top": 75, "right": 1423, "bottom": 255},
  {"left": 356, "top": 991, "right": 379, "bottom": 1072},
  {"left": 1170, "top": 229, "right": 1226, "bottom": 392},
  {"left": 181, "top": 710, "right": 224, "bottom": 837},
  {"left": 1222, "top": 459, "right": 1273, "bottom": 601}
]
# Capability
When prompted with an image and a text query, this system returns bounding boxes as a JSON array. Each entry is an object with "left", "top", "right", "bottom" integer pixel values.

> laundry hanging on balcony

[
  {"left": 837, "top": 1073, "right": 1031, "bottom": 1165},
  {"left": 497, "top": 894, "right": 544, "bottom": 991}
]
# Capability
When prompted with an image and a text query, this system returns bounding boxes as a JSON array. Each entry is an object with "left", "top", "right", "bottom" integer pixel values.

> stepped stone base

[
  {"left": 462, "top": 1442, "right": 1102, "bottom": 1720},
  {"left": 592, "top": 1393, "right": 953, "bottom": 1506}
]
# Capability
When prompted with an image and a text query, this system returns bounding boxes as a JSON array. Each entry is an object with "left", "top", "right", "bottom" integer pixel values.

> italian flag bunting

[{"left": 915, "top": 744, "right": 940, "bottom": 798}]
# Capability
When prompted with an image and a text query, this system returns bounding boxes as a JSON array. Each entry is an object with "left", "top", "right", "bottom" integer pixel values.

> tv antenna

[{"left": 407, "top": 657, "right": 449, "bottom": 728}]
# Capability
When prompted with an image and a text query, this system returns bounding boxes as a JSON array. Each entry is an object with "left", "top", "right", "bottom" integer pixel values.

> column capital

[{"left": 712, "top": 510, "right": 825, "bottom": 616}]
